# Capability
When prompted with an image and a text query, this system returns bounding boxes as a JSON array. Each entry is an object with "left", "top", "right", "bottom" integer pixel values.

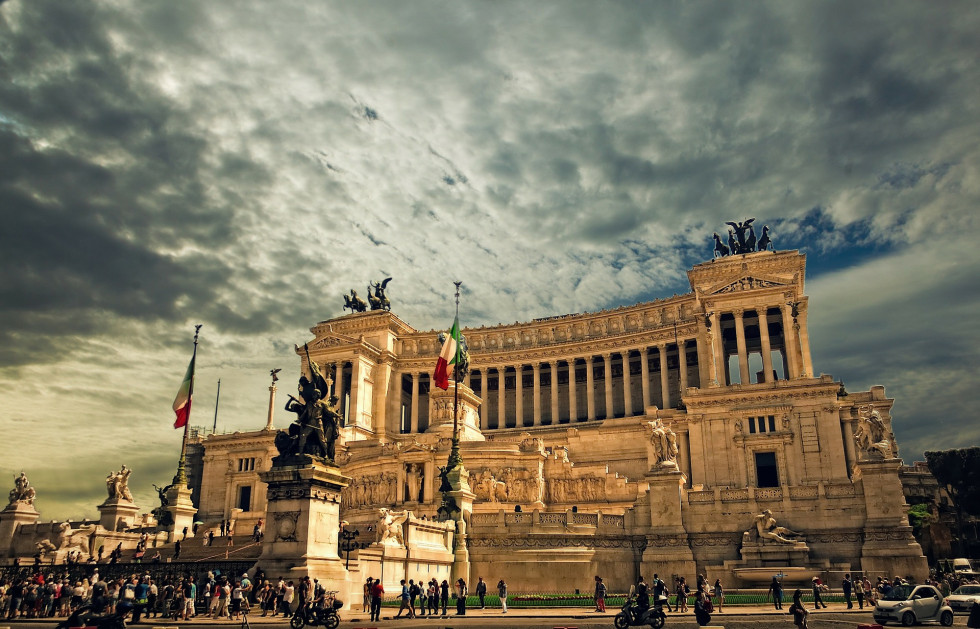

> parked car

[
  {"left": 873, "top": 584, "right": 953, "bottom": 626},
  {"left": 947, "top": 584, "right": 980, "bottom": 614}
]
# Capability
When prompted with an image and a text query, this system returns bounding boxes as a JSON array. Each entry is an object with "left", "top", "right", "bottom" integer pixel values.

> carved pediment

[{"left": 707, "top": 275, "right": 787, "bottom": 295}]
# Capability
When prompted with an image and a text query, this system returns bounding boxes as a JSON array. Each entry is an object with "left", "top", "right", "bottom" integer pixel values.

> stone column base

[{"left": 98, "top": 499, "right": 139, "bottom": 532}]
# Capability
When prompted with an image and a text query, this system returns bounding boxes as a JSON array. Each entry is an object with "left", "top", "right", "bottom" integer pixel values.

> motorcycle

[
  {"left": 290, "top": 599, "right": 343, "bottom": 629},
  {"left": 614, "top": 586, "right": 667, "bottom": 629},
  {"left": 56, "top": 604, "right": 127, "bottom": 629}
]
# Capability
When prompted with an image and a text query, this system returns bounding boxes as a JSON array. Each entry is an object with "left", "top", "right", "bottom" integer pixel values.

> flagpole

[
  {"left": 173, "top": 324, "right": 202, "bottom": 485},
  {"left": 212, "top": 379, "right": 221, "bottom": 434},
  {"left": 447, "top": 281, "right": 463, "bottom": 471}
]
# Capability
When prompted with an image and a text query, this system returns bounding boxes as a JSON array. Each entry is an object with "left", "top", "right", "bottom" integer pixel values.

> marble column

[
  {"left": 550, "top": 362, "right": 560, "bottom": 424},
  {"left": 678, "top": 340, "right": 689, "bottom": 396},
  {"left": 842, "top": 416, "right": 857, "bottom": 474},
  {"left": 586, "top": 356, "right": 596, "bottom": 420},
  {"left": 532, "top": 363, "right": 542, "bottom": 426},
  {"left": 480, "top": 370, "right": 489, "bottom": 428},
  {"left": 658, "top": 345, "right": 671, "bottom": 409},
  {"left": 265, "top": 384, "right": 277, "bottom": 430},
  {"left": 410, "top": 372, "right": 420, "bottom": 433},
  {"left": 734, "top": 309, "right": 750, "bottom": 385},
  {"left": 798, "top": 308, "right": 814, "bottom": 377},
  {"left": 334, "top": 362, "right": 346, "bottom": 416},
  {"left": 603, "top": 353, "right": 614, "bottom": 419},
  {"left": 515, "top": 365, "right": 524, "bottom": 427},
  {"left": 497, "top": 366, "right": 506, "bottom": 429},
  {"left": 568, "top": 360, "right": 578, "bottom": 422},
  {"left": 678, "top": 430, "right": 692, "bottom": 487},
  {"left": 622, "top": 351, "right": 633, "bottom": 416},
  {"left": 710, "top": 311, "right": 724, "bottom": 386},
  {"left": 640, "top": 348, "right": 651, "bottom": 409},
  {"left": 780, "top": 304, "right": 800, "bottom": 379},
  {"left": 758, "top": 309, "right": 774, "bottom": 383}
]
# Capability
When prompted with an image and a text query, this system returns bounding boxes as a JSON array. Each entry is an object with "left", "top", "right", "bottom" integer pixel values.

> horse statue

[
  {"left": 727, "top": 229, "right": 737, "bottom": 256},
  {"left": 712, "top": 233, "right": 730, "bottom": 258},
  {"left": 725, "top": 218, "right": 756, "bottom": 254},
  {"left": 367, "top": 277, "right": 392, "bottom": 311},
  {"left": 745, "top": 224, "right": 757, "bottom": 252},
  {"left": 757, "top": 225, "right": 773, "bottom": 251},
  {"left": 343, "top": 289, "right": 368, "bottom": 313}
]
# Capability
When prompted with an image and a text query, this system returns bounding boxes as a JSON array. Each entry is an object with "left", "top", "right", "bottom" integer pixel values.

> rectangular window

[
  {"left": 748, "top": 417, "right": 756, "bottom": 434},
  {"left": 237, "top": 485, "right": 252, "bottom": 512},
  {"left": 755, "top": 452, "right": 779, "bottom": 488},
  {"left": 768, "top": 415, "right": 776, "bottom": 432}
]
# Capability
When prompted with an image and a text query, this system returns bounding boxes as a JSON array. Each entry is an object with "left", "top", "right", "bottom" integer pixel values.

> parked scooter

[
  {"left": 614, "top": 586, "right": 667, "bottom": 629},
  {"left": 290, "top": 598, "right": 343, "bottom": 629}
]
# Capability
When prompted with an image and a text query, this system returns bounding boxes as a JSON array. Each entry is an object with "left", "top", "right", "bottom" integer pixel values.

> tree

[{"left": 925, "top": 447, "right": 980, "bottom": 555}]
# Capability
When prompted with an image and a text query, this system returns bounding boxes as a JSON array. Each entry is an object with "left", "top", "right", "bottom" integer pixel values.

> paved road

[{"left": 1, "top": 609, "right": 973, "bottom": 629}]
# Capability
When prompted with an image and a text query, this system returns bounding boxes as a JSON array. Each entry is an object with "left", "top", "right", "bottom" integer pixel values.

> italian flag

[
  {"left": 172, "top": 353, "right": 196, "bottom": 429},
  {"left": 433, "top": 316, "right": 461, "bottom": 390}
]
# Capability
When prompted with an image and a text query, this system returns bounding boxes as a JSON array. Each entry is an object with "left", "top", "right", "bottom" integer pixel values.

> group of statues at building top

[
  {"left": 275, "top": 344, "right": 344, "bottom": 464},
  {"left": 343, "top": 277, "right": 392, "bottom": 313},
  {"left": 105, "top": 465, "right": 134, "bottom": 502},
  {"left": 712, "top": 218, "right": 774, "bottom": 258}
]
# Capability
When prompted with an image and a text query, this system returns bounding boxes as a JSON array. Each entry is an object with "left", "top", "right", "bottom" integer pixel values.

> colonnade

[
  {"left": 399, "top": 341, "right": 699, "bottom": 432},
  {"left": 709, "top": 305, "right": 812, "bottom": 386}
]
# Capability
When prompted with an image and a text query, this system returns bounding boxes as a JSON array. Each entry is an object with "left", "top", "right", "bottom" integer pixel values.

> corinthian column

[
  {"left": 586, "top": 356, "right": 596, "bottom": 420},
  {"left": 659, "top": 344, "right": 671, "bottom": 409},
  {"left": 568, "top": 360, "right": 578, "bottom": 421},
  {"left": 550, "top": 362, "right": 559, "bottom": 424},
  {"left": 678, "top": 340, "right": 689, "bottom": 395},
  {"left": 758, "top": 310, "right": 774, "bottom": 383},
  {"left": 480, "top": 369, "right": 489, "bottom": 428},
  {"left": 515, "top": 364, "right": 524, "bottom": 427},
  {"left": 497, "top": 366, "right": 506, "bottom": 429},
  {"left": 640, "top": 348, "right": 651, "bottom": 409},
  {"left": 734, "top": 309, "right": 750, "bottom": 384},
  {"left": 532, "top": 363, "right": 542, "bottom": 426},
  {"left": 410, "top": 371, "right": 420, "bottom": 433},
  {"left": 603, "top": 352, "right": 613, "bottom": 419},
  {"left": 780, "top": 304, "right": 800, "bottom": 379},
  {"left": 622, "top": 351, "right": 633, "bottom": 416}
]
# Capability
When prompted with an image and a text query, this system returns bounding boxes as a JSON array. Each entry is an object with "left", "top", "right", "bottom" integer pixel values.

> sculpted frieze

[
  {"left": 341, "top": 471, "right": 398, "bottom": 509},
  {"left": 467, "top": 535, "right": 644, "bottom": 549}
]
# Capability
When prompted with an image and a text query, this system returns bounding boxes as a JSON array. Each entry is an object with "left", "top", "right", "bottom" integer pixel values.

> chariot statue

[
  {"left": 368, "top": 277, "right": 392, "bottom": 311},
  {"left": 343, "top": 289, "right": 368, "bottom": 313}
]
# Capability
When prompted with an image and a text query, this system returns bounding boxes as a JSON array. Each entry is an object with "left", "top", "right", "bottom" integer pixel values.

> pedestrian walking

[
  {"left": 790, "top": 589, "right": 809, "bottom": 629},
  {"left": 594, "top": 575, "right": 606, "bottom": 612},
  {"left": 842, "top": 573, "right": 853, "bottom": 609},
  {"left": 395, "top": 579, "right": 413, "bottom": 618},
  {"left": 713, "top": 578, "right": 724, "bottom": 612},
  {"left": 497, "top": 579, "right": 507, "bottom": 614},
  {"left": 811, "top": 577, "right": 828, "bottom": 609}
]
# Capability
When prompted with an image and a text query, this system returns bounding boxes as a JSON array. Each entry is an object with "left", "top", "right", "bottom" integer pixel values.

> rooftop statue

[
  {"left": 368, "top": 277, "right": 392, "bottom": 311},
  {"left": 712, "top": 219, "right": 774, "bottom": 257},
  {"left": 343, "top": 289, "right": 368, "bottom": 313},
  {"left": 7, "top": 471, "right": 35, "bottom": 506},
  {"left": 105, "top": 465, "right": 134, "bottom": 502},
  {"left": 274, "top": 344, "right": 344, "bottom": 464},
  {"left": 854, "top": 405, "right": 892, "bottom": 459}
]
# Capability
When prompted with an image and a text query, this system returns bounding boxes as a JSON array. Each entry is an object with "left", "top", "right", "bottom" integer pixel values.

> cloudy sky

[{"left": 1, "top": 1, "right": 978, "bottom": 521}]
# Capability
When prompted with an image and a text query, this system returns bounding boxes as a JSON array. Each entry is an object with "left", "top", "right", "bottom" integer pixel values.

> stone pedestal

[
  {"left": 257, "top": 459, "right": 352, "bottom": 605},
  {"left": 853, "top": 458, "right": 928, "bottom": 578},
  {"left": 427, "top": 382, "right": 484, "bottom": 441},
  {"left": 738, "top": 538, "right": 811, "bottom": 566},
  {"left": 163, "top": 483, "right": 197, "bottom": 542},
  {"left": 98, "top": 498, "right": 139, "bottom": 532},
  {"left": 0, "top": 502, "right": 39, "bottom": 557},
  {"left": 640, "top": 467, "right": 696, "bottom": 578}
]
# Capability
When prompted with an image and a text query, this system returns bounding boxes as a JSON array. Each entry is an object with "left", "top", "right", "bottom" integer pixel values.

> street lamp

[{"left": 339, "top": 522, "right": 367, "bottom": 570}]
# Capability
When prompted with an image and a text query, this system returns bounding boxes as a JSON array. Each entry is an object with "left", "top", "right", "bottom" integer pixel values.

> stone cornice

[{"left": 683, "top": 379, "right": 839, "bottom": 410}]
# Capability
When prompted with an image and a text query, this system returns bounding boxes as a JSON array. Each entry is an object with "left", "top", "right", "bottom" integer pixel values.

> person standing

[
  {"left": 369, "top": 578, "right": 384, "bottom": 623},
  {"left": 594, "top": 576, "right": 606, "bottom": 613},
  {"left": 497, "top": 579, "right": 508, "bottom": 614},
  {"left": 842, "top": 574, "right": 853, "bottom": 609},
  {"left": 362, "top": 578, "right": 372, "bottom": 614},
  {"left": 653, "top": 574, "right": 672, "bottom": 613},
  {"left": 768, "top": 575, "right": 783, "bottom": 610},
  {"left": 674, "top": 577, "right": 687, "bottom": 613},
  {"left": 440, "top": 580, "right": 449, "bottom": 616},
  {"left": 454, "top": 578, "right": 467, "bottom": 616},
  {"left": 713, "top": 578, "right": 724, "bottom": 613},
  {"left": 475, "top": 577, "right": 487, "bottom": 609}
]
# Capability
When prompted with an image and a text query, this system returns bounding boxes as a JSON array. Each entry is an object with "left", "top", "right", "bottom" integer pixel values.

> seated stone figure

[{"left": 753, "top": 509, "right": 804, "bottom": 544}]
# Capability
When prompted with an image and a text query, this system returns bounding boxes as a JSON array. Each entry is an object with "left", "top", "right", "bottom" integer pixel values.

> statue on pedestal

[
  {"left": 854, "top": 405, "right": 891, "bottom": 459},
  {"left": 750, "top": 509, "right": 804, "bottom": 544},
  {"left": 275, "top": 345, "right": 344, "bottom": 464},
  {"left": 105, "top": 465, "right": 134, "bottom": 502},
  {"left": 378, "top": 508, "right": 408, "bottom": 546},
  {"left": 7, "top": 472, "right": 35, "bottom": 506},
  {"left": 647, "top": 418, "right": 679, "bottom": 468},
  {"left": 152, "top": 483, "right": 174, "bottom": 527}
]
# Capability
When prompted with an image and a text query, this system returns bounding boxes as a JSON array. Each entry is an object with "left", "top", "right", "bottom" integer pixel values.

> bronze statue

[
  {"left": 712, "top": 219, "right": 774, "bottom": 258},
  {"left": 343, "top": 290, "right": 368, "bottom": 313},
  {"left": 368, "top": 277, "right": 392, "bottom": 311},
  {"left": 757, "top": 225, "right": 773, "bottom": 251},
  {"left": 725, "top": 218, "right": 756, "bottom": 254},
  {"left": 712, "top": 233, "right": 730, "bottom": 258},
  {"left": 151, "top": 483, "right": 174, "bottom": 527},
  {"left": 274, "top": 347, "right": 344, "bottom": 465}
]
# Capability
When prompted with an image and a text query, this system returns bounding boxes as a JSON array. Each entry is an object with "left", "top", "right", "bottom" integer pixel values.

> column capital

[
  {"left": 640, "top": 347, "right": 649, "bottom": 356},
  {"left": 532, "top": 363, "right": 541, "bottom": 372},
  {"left": 585, "top": 355, "right": 595, "bottom": 364},
  {"left": 733, "top": 308, "right": 745, "bottom": 318}
]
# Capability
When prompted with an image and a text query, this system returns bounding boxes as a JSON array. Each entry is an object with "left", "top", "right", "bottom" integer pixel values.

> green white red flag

[
  {"left": 433, "top": 315, "right": 461, "bottom": 390},
  {"left": 172, "top": 352, "right": 196, "bottom": 429}
]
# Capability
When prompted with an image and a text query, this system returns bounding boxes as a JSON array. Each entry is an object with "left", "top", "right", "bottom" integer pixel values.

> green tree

[
  {"left": 907, "top": 503, "right": 933, "bottom": 538},
  {"left": 925, "top": 447, "right": 980, "bottom": 555}
]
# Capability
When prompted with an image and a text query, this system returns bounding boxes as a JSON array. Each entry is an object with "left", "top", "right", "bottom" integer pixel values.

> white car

[
  {"left": 947, "top": 584, "right": 980, "bottom": 614},
  {"left": 873, "top": 584, "right": 954, "bottom": 626}
]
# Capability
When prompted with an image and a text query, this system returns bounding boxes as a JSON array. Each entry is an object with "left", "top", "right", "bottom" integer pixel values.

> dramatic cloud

[{"left": 1, "top": 0, "right": 978, "bottom": 519}]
